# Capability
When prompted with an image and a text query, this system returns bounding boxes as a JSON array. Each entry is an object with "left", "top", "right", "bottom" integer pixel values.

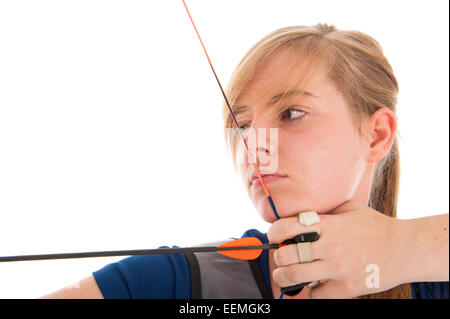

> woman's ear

[{"left": 364, "top": 107, "right": 398, "bottom": 163}]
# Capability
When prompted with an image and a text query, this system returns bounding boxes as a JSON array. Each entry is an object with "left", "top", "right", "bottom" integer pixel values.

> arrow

[
  {"left": 0, "top": 237, "right": 280, "bottom": 263},
  {"left": 0, "top": 1, "right": 307, "bottom": 299},
  {"left": 181, "top": 1, "right": 310, "bottom": 297}
]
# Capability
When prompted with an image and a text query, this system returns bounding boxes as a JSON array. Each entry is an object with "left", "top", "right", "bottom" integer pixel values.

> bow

[
  {"left": 0, "top": 0, "right": 280, "bottom": 267},
  {"left": 0, "top": 0, "right": 315, "bottom": 297}
]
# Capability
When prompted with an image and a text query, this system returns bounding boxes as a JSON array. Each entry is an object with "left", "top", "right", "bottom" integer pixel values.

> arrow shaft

[{"left": 0, "top": 244, "right": 279, "bottom": 262}]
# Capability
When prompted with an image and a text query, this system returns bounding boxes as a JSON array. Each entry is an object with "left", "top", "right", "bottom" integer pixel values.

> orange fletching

[{"left": 217, "top": 237, "right": 263, "bottom": 260}]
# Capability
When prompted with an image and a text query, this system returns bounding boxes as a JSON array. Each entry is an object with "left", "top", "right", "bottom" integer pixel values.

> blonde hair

[{"left": 222, "top": 24, "right": 411, "bottom": 299}]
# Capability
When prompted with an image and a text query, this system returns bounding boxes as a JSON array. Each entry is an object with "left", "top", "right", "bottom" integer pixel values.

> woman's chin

[
  {"left": 257, "top": 200, "right": 293, "bottom": 223},
  {"left": 260, "top": 211, "right": 278, "bottom": 224},
  {"left": 257, "top": 197, "right": 320, "bottom": 223}
]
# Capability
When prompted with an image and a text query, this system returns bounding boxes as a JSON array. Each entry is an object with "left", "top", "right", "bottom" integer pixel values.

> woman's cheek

[{"left": 289, "top": 136, "right": 357, "bottom": 213}]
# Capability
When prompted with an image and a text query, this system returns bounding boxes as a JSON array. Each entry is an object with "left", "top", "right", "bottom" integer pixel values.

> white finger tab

[
  {"left": 297, "top": 242, "right": 313, "bottom": 263},
  {"left": 299, "top": 211, "right": 320, "bottom": 226}
]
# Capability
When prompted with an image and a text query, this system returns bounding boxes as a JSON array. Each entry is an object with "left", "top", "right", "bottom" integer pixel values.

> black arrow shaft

[{"left": 0, "top": 243, "right": 279, "bottom": 262}]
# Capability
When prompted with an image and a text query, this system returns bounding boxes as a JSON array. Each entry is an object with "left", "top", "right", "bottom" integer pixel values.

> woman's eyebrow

[
  {"left": 231, "top": 105, "right": 250, "bottom": 116},
  {"left": 232, "top": 89, "right": 318, "bottom": 113},
  {"left": 269, "top": 89, "right": 318, "bottom": 105}
]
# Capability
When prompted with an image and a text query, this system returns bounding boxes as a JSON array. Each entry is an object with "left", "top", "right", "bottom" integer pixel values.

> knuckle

[
  {"left": 281, "top": 219, "right": 293, "bottom": 236},
  {"left": 287, "top": 218, "right": 301, "bottom": 237},
  {"left": 286, "top": 265, "right": 302, "bottom": 283},
  {"left": 315, "top": 237, "right": 331, "bottom": 259},
  {"left": 319, "top": 213, "right": 332, "bottom": 228},
  {"left": 267, "top": 222, "right": 282, "bottom": 243},
  {"left": 268, "top": 218, "right": 296, "bottom": 243},
  {"left": 275, "top": 248, "right": 290, "bottom": 266}
]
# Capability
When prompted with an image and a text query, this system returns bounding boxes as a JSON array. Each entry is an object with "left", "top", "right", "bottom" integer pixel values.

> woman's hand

[{"left": 268, "top": 200, "right": 406, "bottom": 298}]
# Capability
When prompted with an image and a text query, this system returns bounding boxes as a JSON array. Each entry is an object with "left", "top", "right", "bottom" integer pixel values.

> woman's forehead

[
  {"left": 234, "top": 72, "right": 327, "bottom": 115},
  {"left": 233, "top": 48, "right": 329, "bottom": 111}
]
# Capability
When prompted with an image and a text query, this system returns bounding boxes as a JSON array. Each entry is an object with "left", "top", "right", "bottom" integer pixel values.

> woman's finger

[
  {"left": 272, "top": 259, "right": 330, "bottom": 287},
  {"left": 274, "top": 240, "right": 321, "bottom": 266},
  {"left": 267, "top": 212, "right": 323, "bottom": 244}
]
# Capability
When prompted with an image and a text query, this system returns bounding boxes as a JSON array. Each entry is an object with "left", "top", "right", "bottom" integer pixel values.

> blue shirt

[{"left": 93, "top": 229, "right": 448, "bottom": 299}]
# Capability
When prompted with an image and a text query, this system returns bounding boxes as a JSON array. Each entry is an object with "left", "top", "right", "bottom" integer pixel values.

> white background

[{"left": 0, "top": 0, "right": 448, "bottom": 298}]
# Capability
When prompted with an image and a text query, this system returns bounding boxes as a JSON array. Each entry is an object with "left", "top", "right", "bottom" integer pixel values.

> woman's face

[{"left": 235, "top": 50, "right": 374, "bottom": 223}]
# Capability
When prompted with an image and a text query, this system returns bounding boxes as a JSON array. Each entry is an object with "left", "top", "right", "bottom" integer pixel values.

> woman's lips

[{"left": 250, "top": 173, "right": 287, "bottom": 188}]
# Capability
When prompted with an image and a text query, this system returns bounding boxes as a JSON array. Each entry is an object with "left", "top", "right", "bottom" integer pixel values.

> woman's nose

[{"left": 246, "top": 120, "right": 278, "bottom": 168}]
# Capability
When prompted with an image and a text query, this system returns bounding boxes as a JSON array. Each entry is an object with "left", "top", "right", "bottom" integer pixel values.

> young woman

[{"left": 42, "top": 24, "right": 449, "bottom": 299}]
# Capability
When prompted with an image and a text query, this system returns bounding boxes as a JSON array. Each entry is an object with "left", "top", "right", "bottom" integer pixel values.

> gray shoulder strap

[{"left": 184, "top": 239, "right": 272, "bottom": 299}]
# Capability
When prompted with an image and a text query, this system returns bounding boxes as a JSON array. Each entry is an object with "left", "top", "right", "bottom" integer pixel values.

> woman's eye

[
  {"left": 232, "top": 108, "right": 305, "bottom": 136},
  {"left": 233, "top": 124, "right": 250, "bottom": 136},
  {"left": 280, "top": 108, "right": 306, "bottom": 121}
]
